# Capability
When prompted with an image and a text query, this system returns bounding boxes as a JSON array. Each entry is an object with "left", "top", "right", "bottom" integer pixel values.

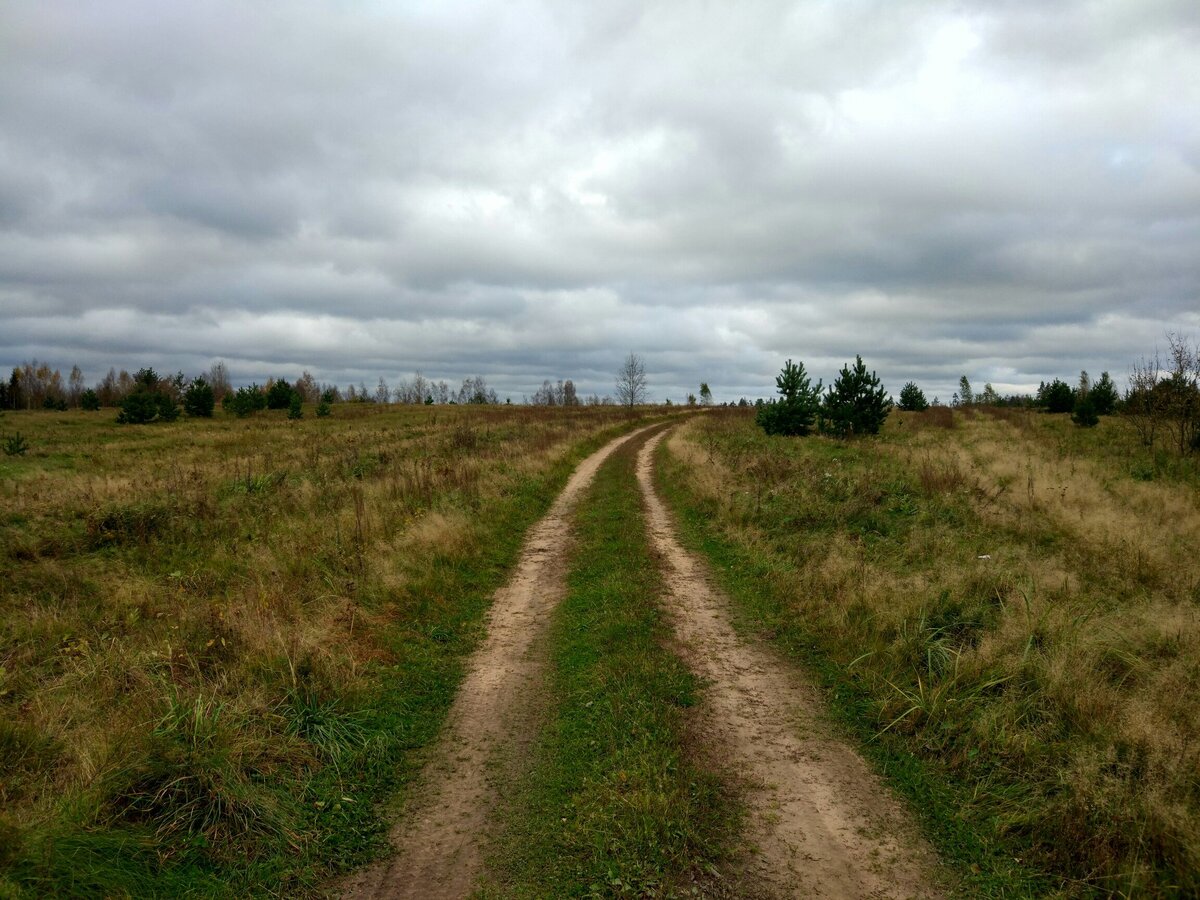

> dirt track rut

[
  {"left": 637, "top": 430, "right": 943, "bottom": 899},
  {"left": 342, "top": 426, "right": 655, "bottom": 900}
]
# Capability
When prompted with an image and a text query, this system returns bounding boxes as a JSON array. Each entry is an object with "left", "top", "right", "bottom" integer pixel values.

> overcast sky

[{"left": 2, "top": 1, "right": 1197, "bottom": 402}]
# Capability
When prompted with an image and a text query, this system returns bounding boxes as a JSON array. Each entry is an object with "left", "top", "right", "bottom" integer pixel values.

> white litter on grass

[{"left": 977, "top": 554, "right": 992, "bottom": 560}]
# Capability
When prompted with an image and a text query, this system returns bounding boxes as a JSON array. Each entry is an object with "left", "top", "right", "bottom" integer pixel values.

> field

[
  {"left": 0, "top": 403, "right": 660, "bottom": 896},
  {"left": 3, "top": 401, "right": 1199, "bottom": 898},
  {"left": 659, "top": 407, "right": 1200, "bottom": 897}
]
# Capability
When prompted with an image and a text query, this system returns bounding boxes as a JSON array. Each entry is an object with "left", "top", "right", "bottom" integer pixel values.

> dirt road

[
  {"left": 344, "top": 423, "right": 942, "bottom": 899},
  {"left": 636, "top": 430, "right": 943, "bottom": 899},
  {"left": 342, "top": 425, "right": 657, "bottom": 900}
]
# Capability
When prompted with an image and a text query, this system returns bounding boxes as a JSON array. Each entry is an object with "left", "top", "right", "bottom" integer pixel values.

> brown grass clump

[
  {"left": 665, "top": 409, "right": 1200, "bottom": 896},
  {"left": 906, "top": 406, "right": 957, "bottom": 430}
]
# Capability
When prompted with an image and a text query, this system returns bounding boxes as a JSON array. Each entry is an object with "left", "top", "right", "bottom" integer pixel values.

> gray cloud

[{"left": 1, "top": 0, "right": 1198, "bottom": 403}]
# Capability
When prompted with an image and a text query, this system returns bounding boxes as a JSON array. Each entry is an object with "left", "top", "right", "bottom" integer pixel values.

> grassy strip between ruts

[
  {"left": 481, "top": 428, "right": 741, "bottom": 899},
  {"left": 0, "top": 412, "right": 666, "bottom": 899},
  {"left": 653, "top": 431, "right": 1062, "bottom": 900}
]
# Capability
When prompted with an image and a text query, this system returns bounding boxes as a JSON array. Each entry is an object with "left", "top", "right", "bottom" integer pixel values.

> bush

[
  {"left": 266, "top": 379, "right": 293, "bottom": 411},
  {"left": 820, "top": 355, "right": 892, "bottom": 437},
  {"left": 183, "top": 378, "right": 216, "bottom": 418},
  {"left": 315, "top": 401, "right": 331, "bottom": 418},
  {"left": 80, "top": 389, "right": 101, "bottom": 411},
  {"left": 287, "top": 393, "right": 303, "bottom": 420},
  {"left": 1072, "top": 395, "right": 1099, "bottom": 427},
  {"left": 898, "top": 382, "right": 929, "bottom": 411},
  {"left": 756, "top": 359, "right": 822, "bottom": 436},
  {"left": 3, "top": 432, "right": 29, "bottom": 456},
  {"left": 116, "top": 391, "right": 178, "bottom": 425}
]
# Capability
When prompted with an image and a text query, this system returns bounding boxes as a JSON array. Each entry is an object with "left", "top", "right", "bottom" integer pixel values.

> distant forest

[
  {"left": 0, "top": 361, "right": 615, "bottom": 411},
  {"left": 3, "top": 331, "right": 1197, "bottom": 457}
]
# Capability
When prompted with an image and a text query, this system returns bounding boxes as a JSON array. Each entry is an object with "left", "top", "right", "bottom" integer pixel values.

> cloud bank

[{"left": 2, "top": 0, "right": 1197, "bottom": 401}]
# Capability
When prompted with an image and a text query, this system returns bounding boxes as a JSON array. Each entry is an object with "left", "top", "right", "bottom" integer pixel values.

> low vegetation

[
  {"left": 660, "top": 407, "right": 1200, "bottom": 896},
  {"left": 0, "top": 403, "right": 661, "bottom": 896}
]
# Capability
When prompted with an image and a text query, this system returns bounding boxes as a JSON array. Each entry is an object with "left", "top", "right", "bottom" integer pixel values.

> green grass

[
  {"left": 0, "top": 405, "right": 669, "bottom": 897},
  {"left": 656, "top": 409, "right": 1200, "bottom": 898},
  {"left": 482, "top": 429, "right": 740, "bottom": 898}
]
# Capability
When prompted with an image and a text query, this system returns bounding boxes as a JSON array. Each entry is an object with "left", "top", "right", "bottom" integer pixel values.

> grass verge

[
  {"left": 654, "top": 423, "right": 1064, "bottom": 899},
  {"left": 659, "top": 407, "right": 1200, "bottom": 897},
  {"left": 482, "top": 429, "right": 740, "bottom": 898}
]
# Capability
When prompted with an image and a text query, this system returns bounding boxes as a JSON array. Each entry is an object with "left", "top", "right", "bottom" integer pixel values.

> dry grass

[
  {"left": 663, "top": 407, "right": 1200, "bottom": 896},
  {"left": 0, "top": 402, "right": 661, "bottom": 894}
]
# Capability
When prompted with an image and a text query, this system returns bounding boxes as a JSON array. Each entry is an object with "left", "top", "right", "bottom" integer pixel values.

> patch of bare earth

[
  {"left": 638, "top": 431, "right": 945, "bottom": 900},
  {"left": 342, "top": 426, "right": 657, "bottom": 900}
]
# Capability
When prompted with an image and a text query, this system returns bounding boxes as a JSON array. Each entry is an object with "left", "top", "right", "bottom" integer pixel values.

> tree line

[
  {"left": 756, "top": 332, "right": 1199, "bottom": 456},
  {"left": 0, "top": 359, "right": 638, "bottom": 423}
]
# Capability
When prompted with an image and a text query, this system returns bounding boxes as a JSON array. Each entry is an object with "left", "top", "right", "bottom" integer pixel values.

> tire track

[
  {"left": 343, "top": 425, "right": 659, "bottom": 900},
  {"left": 637, "top": 429, "right": 943, "bottom": 899}
]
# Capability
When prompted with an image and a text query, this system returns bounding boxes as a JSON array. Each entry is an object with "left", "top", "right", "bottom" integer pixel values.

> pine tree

[
  {"left": 897, "top": 382, "right": 928, "bottom": 411},
  {"left": 820, "top": 356, "right": 892, "bottom": 437},
  {"left": 1090, "top": 372, "right": 1119, "bottom": 415},
  {"left": 183, "top": 377, "right": 215, "bottom": 418},
  {"left": 756, "top": 359, "right": 822, "bottom": 436}
]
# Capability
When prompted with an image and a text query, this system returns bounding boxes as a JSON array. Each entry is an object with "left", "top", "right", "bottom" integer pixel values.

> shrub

[
  {"left": 315, "top": 401, "right": 331, "bottom": 418},
  {"left": 266, "top": 379, "right": 294, "bottom": 411},
  {"left": 898, "top": 382, "right": 929, "bottom": 411},
  {"left": 287, "top": 393, "right": 303, "bottom": 420},
  {"left": 1072, "top": 394, "right": 1100, "bottom": 427},
  {"left": 80, "top": 389, "right": 101, "bottom": 411},
  {"left": 116, "top": 390, "right": 178, "bottom": 425},
  {"left": 821, "top": 355, "right": 892, "bottom": 437},
  {"left": 756, "top": 359, "right": 822, "bottom": 436},
  {"left": 183, "top": 377, "right": 216, "bottom": 418},
  {"left": 3, "top": 432, "right": 29, "bottom": 456},
  {"left": 114, "top": 366, "right": 181, "bottom": 424}
]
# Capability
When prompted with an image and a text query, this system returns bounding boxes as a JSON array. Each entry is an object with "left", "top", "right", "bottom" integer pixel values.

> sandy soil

[
  {"left": 342, "top": 425, "right": 657, "bottom": 900},
  {"left": 637, "top": 430, "right": 944, "bottom": 900}
]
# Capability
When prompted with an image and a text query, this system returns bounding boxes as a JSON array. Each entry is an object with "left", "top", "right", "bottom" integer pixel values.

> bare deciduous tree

[
  {"left": 68, "top": 365, "right": 85, "bottom": 407},
  {"left": 294, "top": 370, "right": 319, "bottom": 403},
  {"left": 207, "top": 361, "right": 232, "bottom": 402},
  {"left": 1127, "top": 352, "right": 1162, "bottom": 447},
  {"left": 1164, "top": 332, "right": 1200, "bottom": 455},
  {"left": 615, "top": 353, "right": 647, "bottom": 408}
]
